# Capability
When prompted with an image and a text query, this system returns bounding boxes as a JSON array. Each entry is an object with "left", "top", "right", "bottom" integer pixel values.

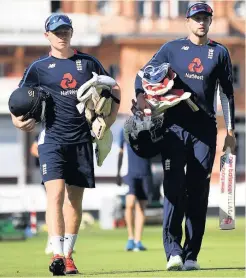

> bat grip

[{"left": 225, "top": 147, "right": 231, "bottom": 154}]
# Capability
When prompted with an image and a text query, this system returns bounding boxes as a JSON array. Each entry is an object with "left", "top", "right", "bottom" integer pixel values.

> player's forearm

[
  {"left": 135, "top": 74, "right": 145, "bottom": 97},
  {"left": 219, "top": 90, "right": 235, "bottom": 131}
]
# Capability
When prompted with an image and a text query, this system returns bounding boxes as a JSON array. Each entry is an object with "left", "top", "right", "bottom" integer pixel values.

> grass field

[{"left": 0, "top": 217, "right": 245, "bottom": 277}]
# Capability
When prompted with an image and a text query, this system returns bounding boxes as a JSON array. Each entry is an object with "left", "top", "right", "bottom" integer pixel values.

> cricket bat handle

[{"left": 225, "top": 147, "right": 231, "bottom": 154}]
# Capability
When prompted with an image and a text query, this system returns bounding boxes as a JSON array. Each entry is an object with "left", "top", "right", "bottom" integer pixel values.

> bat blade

[{"left": 219, "top": 151, "right": 236, "bottom": 230}]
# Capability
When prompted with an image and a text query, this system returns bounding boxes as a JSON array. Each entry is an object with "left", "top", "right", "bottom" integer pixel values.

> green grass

[{"left": 0, "top": 217, "right": 245, "bottom": 277}]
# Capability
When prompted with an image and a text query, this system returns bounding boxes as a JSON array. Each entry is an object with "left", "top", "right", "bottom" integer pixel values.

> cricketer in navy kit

[
  {"left": 117, "top": 128, "right": 153, "bottom": 251},
  {"left": 10, "top": 14, "right": 120, "bottom": 275},
  {"left": 19, "top": 49, "right": 103, "bottom": 186},
  {"left": 135, "top": 2, "right": 236, "bottom": 271}
]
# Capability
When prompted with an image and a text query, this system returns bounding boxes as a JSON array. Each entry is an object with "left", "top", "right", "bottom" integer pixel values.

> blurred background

[{"left": 0, "top": 0, "right": 245, "bottom": 232}]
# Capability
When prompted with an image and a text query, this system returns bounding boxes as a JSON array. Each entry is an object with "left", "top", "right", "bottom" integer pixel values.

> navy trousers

[{"left": 161, "top": 120, "right": 217, "bottom": 261}]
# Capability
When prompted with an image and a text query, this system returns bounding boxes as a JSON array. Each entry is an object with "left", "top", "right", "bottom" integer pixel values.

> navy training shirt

[
  {"left": 135, "top": 38, "right": 235, "bottom": 127},
  {"left": 119, "top": 128, "right": 151, "bottom": 177},
  {"left": 19, "top": 50, "right": 108, "bottom": 144}
]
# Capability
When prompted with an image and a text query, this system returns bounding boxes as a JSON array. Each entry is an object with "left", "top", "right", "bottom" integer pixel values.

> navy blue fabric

[
  {"left": 19, "top": 50, "right": 108, "bottom": 144},
  {"left": 124, "top": 176, "right": 152, "bottom": 201},
  {"left": 161, "top": 122, "right": 216, "bottom": 261},
  {"left": 38, "top": 141, "right": 95, "bottom": 188},
  {"left": 118, "top": 128, "right": 151, "bottom": 177},
  {"left": 135, "top": 38, "right": 235, "bottom": 129},
  {"left": 186, "top": 2, "right": 213, "bottom": 18}
]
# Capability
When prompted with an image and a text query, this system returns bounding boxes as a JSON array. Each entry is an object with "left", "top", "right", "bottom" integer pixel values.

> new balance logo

[
  {"left": 48, "top": 63, "right": 56, "bottom": 69},
  {"left": 181, "top": 46, "right": 189, "bottom": 50}
]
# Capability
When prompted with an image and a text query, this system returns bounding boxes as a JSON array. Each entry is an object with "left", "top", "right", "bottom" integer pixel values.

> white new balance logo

[
  {"left": 181, "top": 46, "right": 189, "bottom": 50},
  {"left": 48, "top": 63, "right": 56, "bottom": 69}
]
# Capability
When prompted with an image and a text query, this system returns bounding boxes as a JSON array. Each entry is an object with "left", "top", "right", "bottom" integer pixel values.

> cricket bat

[{"left": 219, "top": 148, "right": 236, "bottom": 230}]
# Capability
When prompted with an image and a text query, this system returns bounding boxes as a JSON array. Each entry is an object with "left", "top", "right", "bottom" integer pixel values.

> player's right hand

[
  {"left": 135, "top": 93, "right": 151, "bottom": 112},
  {"left": 11, "top": 114, "right": 36, "bottom": 132},
  {"left": 223, "top": 130, "right": 237, "bottom": 155},
  {"left": 116, "top": 174, "right": 122, "bottom": 186}
]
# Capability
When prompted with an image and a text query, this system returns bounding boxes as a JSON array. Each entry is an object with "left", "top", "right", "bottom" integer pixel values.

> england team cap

[{"left": 186, "top": 2, "right": 213, "bottom": 18}]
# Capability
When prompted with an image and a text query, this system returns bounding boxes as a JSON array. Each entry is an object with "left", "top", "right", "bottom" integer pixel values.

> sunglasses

[
  {"left": 45, "top": 15, "right": 72, "bottom": 32},
  {"left": 186, "top": 3, "right": 213, "bottom": 18}
]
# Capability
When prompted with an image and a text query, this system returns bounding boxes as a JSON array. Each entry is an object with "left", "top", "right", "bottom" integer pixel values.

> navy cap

[
  {"left": 45, "top": 14, "right": 72, "bottom": 32},
  {"left": 186, "top": 2, "right": 213, "bottom": 18}
]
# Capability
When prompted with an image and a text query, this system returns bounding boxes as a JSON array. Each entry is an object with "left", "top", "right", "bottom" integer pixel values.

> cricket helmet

[
  {"left": 124, "top": 112, "right": 166, "bottom": 158},
  {"left": 8, "top": 86, "right": 47, "bottom": 123}
]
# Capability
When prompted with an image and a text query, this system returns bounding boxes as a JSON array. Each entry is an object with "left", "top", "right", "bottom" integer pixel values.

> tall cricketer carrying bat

[{"left": 219, "top": 148, "right": 236, "bottom": 230}]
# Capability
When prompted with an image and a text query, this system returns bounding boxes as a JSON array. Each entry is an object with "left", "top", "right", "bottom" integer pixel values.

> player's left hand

[
  {"left": 223, "top": 130, "right": 236, "bottom": 155},
  {"left": 11, "top": 114, "right": 36, "bottom": 132},
  {"left": 136, "top": 94, "right": 151, "bottom": 112}
]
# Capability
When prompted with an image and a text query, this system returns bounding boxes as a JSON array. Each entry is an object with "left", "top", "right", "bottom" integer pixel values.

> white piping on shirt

[{"left": 219, "top": 88, "right": 232, "bottom": 130}]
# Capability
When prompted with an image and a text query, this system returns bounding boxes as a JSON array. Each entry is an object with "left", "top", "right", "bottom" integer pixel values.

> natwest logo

[
  {"left": 185, "top": 73, "right": 204, "bottom": 80},
  {"left": 188, "top": 58, "right": 204, "bottom": 73},
  {"left": 60, "top": 73, "right": 77, "bottom": 89}
]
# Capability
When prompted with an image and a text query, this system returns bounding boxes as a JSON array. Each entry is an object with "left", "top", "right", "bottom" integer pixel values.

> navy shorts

[
  {"left": 38, "top": 142, "right": 95, "bottom": 188},
  {"left": 123, "top": 175, "right": 152, "bottom": 201}
]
